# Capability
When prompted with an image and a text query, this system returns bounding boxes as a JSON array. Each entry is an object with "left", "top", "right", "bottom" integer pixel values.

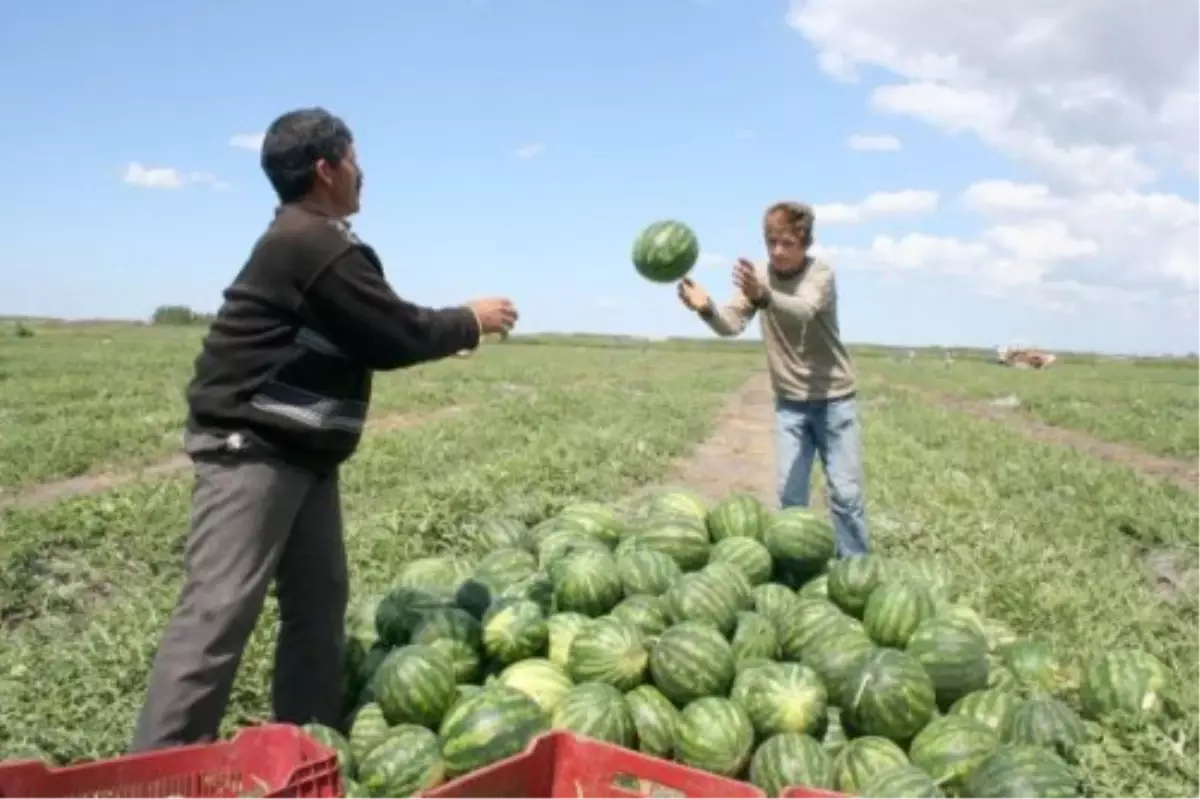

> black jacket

[{"left": 184, "top": 202, "right": 479, "bottom": 473}]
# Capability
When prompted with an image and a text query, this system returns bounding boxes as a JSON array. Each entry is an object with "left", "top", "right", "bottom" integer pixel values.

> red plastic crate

[
  {"left": 0, "top": 724, "right": 342, "bottom": 798},
  {"left": 424, "top": 731, "right": 763, "bottom": 798}
]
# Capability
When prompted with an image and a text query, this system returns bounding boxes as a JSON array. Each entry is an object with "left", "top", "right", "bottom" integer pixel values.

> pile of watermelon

[{"left": 308, "top": 490, "right": 1176, "bottom": 798}]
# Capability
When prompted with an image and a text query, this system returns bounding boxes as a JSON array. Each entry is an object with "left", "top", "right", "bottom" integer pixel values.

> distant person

[
  {"left": 131, "top": 107, "right": 518, "bottom": 751},
  {"left": 676, "top": 201, "right": 869, "bottom": 557}
]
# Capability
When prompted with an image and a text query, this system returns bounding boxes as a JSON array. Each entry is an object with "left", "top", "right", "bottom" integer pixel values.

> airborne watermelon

[{"left": 632, "top": 220, "right": 700, "bottom": 283}]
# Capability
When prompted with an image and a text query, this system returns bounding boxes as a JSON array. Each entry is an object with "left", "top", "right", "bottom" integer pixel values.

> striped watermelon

[
  {"left": 798, "top": 573, "right": 829, "bottom": 600},
  {"left": 546, "top": 612, "right": 589, "bottom": 671},
  {"left": 497, "top": 658, "right": 574, "bottom": 715},
  {"left": 827, "top": 554, "right": 888, "bottom": 618},
  {"left": 555, "top": 501, "right": 623, "bottom": 548},
  {"left": 1005, "top": 696, "right": 1087, "bottom": 762},
  {"left": 409, "top": 607, "right": 482, "bottom": 649},
  {"left": 438, "top": 685, "right": 549, "bottom": 777},
  {"left": 706, "top": 491, "right": 769, "bottom": 541},
  {"left": 731, "top": 661, "right": 828, "bottom": 738},
  {"left": 1000, "top": 639, "right": 1067, "bottom": 694},
  {"left": 566, "top": 617, "right": 648, "bottom": 690},
  {"left": 701, "top": 560, "right": 756, "bottom": 610},
  {"left": 862, "top": 580, "right": 936, "bottom": 648},
  {"left": 752, "top": 583, "right": 805, "bottom": 632},
  {"left": 842, "top": 649, "right": 937, "bottom": 744},
  {"left": 949, "top": 688, "right": 1021, "bottom": 734},
  {"left": 357, "top": 724, "right": 445, "bottom": 797},
  {"left": 630, "top": 514, "right": 711, "bottom": 571},
  {"left": 538, "top": 530, "right": 610, "bottom": 573},
  {"left": 730, "top": 611, "right": 781, "bottom": 663},
  {"left": 906, "top": 616, "right": 990, "bottom": 710},
  {"left": 708, "top": 537, "right": 773, "bottom": 585},
  {"left": 664, "top": 571, "right": 739, "bottom": 636},
  {"left": 963, "top": 744, "right": 1080, "bottom": 798},
  {"left": 674, "top": 696, "right": 756, "bottom": 778},
  {"left": 803, "top": 627, "right": 877, "bottom": 702},
  {"left": 821, "top": 706, "right": 848, "bottom": 756},
  {"left": 481, "top": 598, "right": 548, "bottom": 665},
  {"left": 859, "top": 764, "right": 944, "bottom": 798},
  {"left": 396, "top": 556, "right": 473, "bottom": 602},
  {"left": 616, "top": 549, "right": 682, "bottom": 597},
  {"left": 625, "top": 685, "right": 680, "bottom": 759},
  {"left": 475, "top": 517, "right": 531, "bottom": 552},
  {"left": 375, "top": 586, "right": 447, "bottom": 647},
  {"left": 610, "top": 594, "right": 673, "bottom": 638},
  {"left": 908, "top": 715, "right": 1000, "bottom": 792},
  {"left": 778, "top": 598, "right": 856, "bottom": 662},
  {"left": 762, "top": 507, "right": 836, "bottom": 579},
  {"left": 632, "top": 220, "right": 700, "bottom": 283},
  {"left": 427, "top": 637, "right": 482, "bottom": 684},
  {"left": 372, "top": 645, "right": 458, "bottom": 728},
  {"left": 1080, "top": 648, "right": 1171, "bottom": 721},
  {"left": 650, "top": 621, "right": 736, "bottom": 705},
  {"left": 933, "top": 603, "right": 989, "bottom": 642},
  {"left": 551, "top": 551, "right": 624, "bottom": 617},
  {"left": 749, "top": 732, "right": 835, "bottom": 795},
  {"left": 551, "top": 682, "right": 637, "bottom": 747},
  {"left": 832, "top": 736, "right": 909, "bottom": 795},
  {"left": 302, "top": 723, "right": 354, "bottom": 780},
  {"left": 474, "top": 548, "right": 538, "bottom": 588},
  {"left": 348, "top": 702, "right": 390, "bottom": 762},
  {"left": 642, "top": 488, "right": 709, "bottom": 522}
]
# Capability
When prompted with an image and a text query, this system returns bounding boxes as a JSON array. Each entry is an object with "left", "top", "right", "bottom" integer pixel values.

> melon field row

[
  {"left": 868, "top": 355, "right": 1199, "bottom": 461},
  {"left": 0, "top": 330, "right": 1196, "bottom": 798}
]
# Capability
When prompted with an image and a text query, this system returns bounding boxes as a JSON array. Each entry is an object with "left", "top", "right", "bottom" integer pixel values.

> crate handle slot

[{"left": 608, "top": 771, "right": 688, "bottom": 798}]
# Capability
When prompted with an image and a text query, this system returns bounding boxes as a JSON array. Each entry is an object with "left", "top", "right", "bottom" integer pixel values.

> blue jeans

[{"left": 774, "top": 394, "right": 870, "bottom": 556}]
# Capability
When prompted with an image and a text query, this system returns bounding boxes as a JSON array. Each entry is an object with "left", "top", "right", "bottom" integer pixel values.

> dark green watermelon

[{"left": 632, "top": 220, "right": 700, "bottom": 283}]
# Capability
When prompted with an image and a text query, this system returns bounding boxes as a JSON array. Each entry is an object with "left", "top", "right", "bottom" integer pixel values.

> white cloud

[
  {"left": 787, "top": 0, "right": 1199, "bottom": 334},
  {"left": 787, "top": 0, "right": 1199, "bottom": 189},
  {"left": 814, "top": 190, "right": 939, "bottom": 224},
  {"left": 121, "top": 162, "right": 228, "bottom": 191},
  {"left": 846, "top": 133, "right": 902, "bottom": 151},
  {"left": 229, "top": 132, "right": 265, "bottom": 151},
  {"left": 122, "top": 163, "right": 185, "bottom": 189},
  {"left": 512, "top": 142, "right": 546, "bottom": 160}
]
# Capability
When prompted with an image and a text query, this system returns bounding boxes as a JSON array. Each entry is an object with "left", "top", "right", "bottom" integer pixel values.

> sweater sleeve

[
  {"left": 766, "top": 262, "right": 832, "bottom": 323},
  {"left": 700, "top": 292, "right": 758, "bottom": 337},
  {"left": 303, "top": 247, "right": 481, "bottom": 370}
]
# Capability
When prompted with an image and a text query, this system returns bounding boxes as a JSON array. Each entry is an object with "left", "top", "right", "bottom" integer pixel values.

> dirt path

[
  {"left": 887, "top": 383, "right": 1198, "bottom": 492},
  {"left": 0, "top": 405, "right": 471, "bottom": 511}
]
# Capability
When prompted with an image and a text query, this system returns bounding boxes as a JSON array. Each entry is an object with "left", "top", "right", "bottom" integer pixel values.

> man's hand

[
  {"left": 677, "top": 278, "right": 712, "bottom": 313},
  {"left": 733, "top": 258, "right": 766, "bottom": 301},
  {"left": 466, "top": 297, "right": 518, "bottom": 335}
]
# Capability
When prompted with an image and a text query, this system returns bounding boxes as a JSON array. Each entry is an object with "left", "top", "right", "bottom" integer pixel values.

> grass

[
  {"left": 0, "top": 322, "right": 1196, "bottom": 797},
  {"left": 868, "top": 354, "right": 1199, "bottom": 460}
]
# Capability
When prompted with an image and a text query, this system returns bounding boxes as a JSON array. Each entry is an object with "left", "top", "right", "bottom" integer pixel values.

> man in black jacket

[{"left": 131, "top": 107, "right": 517, "bottom": 751}]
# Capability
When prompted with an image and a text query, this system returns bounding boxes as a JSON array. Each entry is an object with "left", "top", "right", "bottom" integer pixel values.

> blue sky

[{"left": 1, "top": 0, "right": 1196, "bottom": 354}]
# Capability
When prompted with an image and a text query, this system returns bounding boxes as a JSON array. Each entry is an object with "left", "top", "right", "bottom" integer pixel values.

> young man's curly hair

[{"left": 764, "top": 201, "right": 815, "bottom": 248}]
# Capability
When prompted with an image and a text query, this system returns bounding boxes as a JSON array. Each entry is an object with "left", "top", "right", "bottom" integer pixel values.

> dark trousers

[{"left": 131, "top": 451, "right": 349, "bottom": 751}]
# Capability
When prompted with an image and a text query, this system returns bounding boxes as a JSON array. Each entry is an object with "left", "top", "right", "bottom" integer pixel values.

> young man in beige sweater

[{"left": 677, "top": 201, "right": 870, "bottom": 556}]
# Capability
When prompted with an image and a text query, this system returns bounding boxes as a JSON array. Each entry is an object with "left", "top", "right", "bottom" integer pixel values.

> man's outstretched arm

[{"left": 304, "top": 247, "right": 481, "bottom": 370}]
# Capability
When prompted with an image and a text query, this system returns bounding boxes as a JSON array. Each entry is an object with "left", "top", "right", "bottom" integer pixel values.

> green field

[
  {"left": 870, "top": 354, "right": 1199, "bottom": 460},
  {"left": 0, "top": 321, "right": 1196, "bottom": 797}
]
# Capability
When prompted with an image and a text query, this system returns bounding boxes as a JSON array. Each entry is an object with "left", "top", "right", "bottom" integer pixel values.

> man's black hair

[{"left": 260, "top": 107, "right": 354, "bottom": 203}]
